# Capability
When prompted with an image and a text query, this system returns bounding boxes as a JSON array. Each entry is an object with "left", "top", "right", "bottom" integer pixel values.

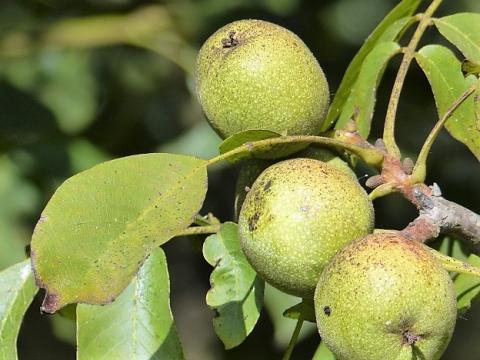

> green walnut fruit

[
  {"left": 315, "top": 233, "right": 457, "bottom": 360},
  {"left": 234, "top": 147, "right": 355, "bottom": 220},
  {"left": 238, "top": 158, "right": 374, "bottom": 298},
  {"left": 195, "top": 19, "right": 330, "bottom": 138}
]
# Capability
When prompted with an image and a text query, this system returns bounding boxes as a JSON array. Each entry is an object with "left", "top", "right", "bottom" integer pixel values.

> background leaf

[
  {"left": 335, "top": 41, "right": 400, "bottom": 138},
  {"left": 77, "top": 247, "right": 184, "bottom": 360},
  {"left": 31, "top": 153, "right": 208, "bottom": 312},
  {"left": 434, "top": 13, "right": 480, "bottom": 63},
  {"left": 203, "top": 222, "right": 264, "bottom": 349},
  {"left": 263, "top": 284, "right": 316, "bottom": 348},
  {"left": 416, "top": 45, "right": 480, "bottom": 160},
  {"left": 0, "top": 260, "right": 38, "bottom": 360},
  {"left": 321, "top": 0, "right": 421, "bottom": 130},
  {"left": 312, "top": 342, "right": 336, "bottom": 360},
  {"left": 455, "top": 254, "right": 480, "bottom": 314}
]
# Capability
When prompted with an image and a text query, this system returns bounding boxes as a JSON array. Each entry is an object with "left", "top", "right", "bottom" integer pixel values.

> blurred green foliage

[{"left": 1, "top": 0, "right": 479, "bottom": 359}]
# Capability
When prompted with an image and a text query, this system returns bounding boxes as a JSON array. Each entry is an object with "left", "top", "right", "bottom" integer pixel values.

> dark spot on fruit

[
  {"left": 248, "top": 212, "right": 261, "bottom": 231},
  {"left": 263, "top": 179, "right": 273, "bottom": 192},
  {"left": 323, "top": 306, "right": 331, "bottom": 316},
  {"left": 222, "top": 31, "right": 239, "bottom": 48}
]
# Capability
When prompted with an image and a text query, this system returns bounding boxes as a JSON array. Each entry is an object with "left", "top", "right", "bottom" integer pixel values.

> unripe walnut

[
  {"left": 238, "top": 158, "right": 374, "bottom": 298},
  {"left": 195, "top": 19, "right": 330, "bottom": 138}
]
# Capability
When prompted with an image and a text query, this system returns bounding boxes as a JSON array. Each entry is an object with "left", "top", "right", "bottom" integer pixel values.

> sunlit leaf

[
  {"left": 335, "top": 41, "right": 400, "bottom": 137},
  {"left": 455, "top": 254, "right": 480, "bottom": 314},
  {"left": 322, "top": 0, "right": 421, "bottom": 130},
  {"left": 434, "top": 13, "right": 480, "bottom": 63},
  {"left": 77, "top": 248, "right": 184, "bottom": 359},
  {"left": 31, "top": 153, "right": 208, "bottom": 313},
  {"left": 203, "top": 222, "right": 264, "bottom": 349},
  {"left": 0, "top": 260, "right": 38, "bottom": 360},
  {"left": 416, "top": 45, "right": 480, "bottom": 160}
]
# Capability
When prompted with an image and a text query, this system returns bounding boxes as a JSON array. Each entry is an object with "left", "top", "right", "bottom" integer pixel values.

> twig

[
  {"left": 383, "top": 0, "right": 443, "bottom": 158},
  {"left": 399, "top": 185, "right": 480, "bottom": 253}
]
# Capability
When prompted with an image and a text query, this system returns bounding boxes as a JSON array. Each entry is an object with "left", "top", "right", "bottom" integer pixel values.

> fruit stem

[
  {"left": 282, "top": 314, "right": 304, "bottom": 360},
  {"left": 383, "top": 0, "right": 443, "bottom": 158},
  {"left": 410, "top": 83, "right": 477, "bottom": 184},
  {"left": 431, "top": 249, "right": 480, "bottom": 278},
  {"left": 174, "top": 224, "right": 220, "bottom": 237},
  {"left": 207, "top": 135, "right": 384, "bottom": 168}
]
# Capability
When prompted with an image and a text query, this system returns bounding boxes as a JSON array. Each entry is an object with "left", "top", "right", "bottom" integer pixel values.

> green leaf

[
  {"left": 218, "top": 130, "right": 307, "bottom": 163},
  {"left": 283, "top": 299, "right": 316, "bottom": 323},
  {"left": 335, "top": 41, "right": 401, "bottom": 138},
  {"left": 263, "top": 284, "right": 316, "bottom": 347},
  {"left": 455, "top": 254, "right": 480, "bottom": 314},
  {"left": 312, "top": 342, "right": 336, "bottom": 360},
  {"left": 203, "top": 222, "right": 264, "bottom": 349},
  {"left": 31, "top": 153, "right": 208, "bottom": 313},
  {"left": 416, "top": 45, "right": 480, "bottom": 160},
  {"left": 438, "top": 236, "right": 469, "bottom": 263},
  {"left": 434, "top": 13, "right": 480, "bottom": 63},
  {"left": 321, "top": 0, "right": 421, "bottom": 130},
  {"left": 77, "top": 247, "right": 184, "bottom": 360},
  {"left": 0, "top": 260, "right": 38, "bottom": 360}
]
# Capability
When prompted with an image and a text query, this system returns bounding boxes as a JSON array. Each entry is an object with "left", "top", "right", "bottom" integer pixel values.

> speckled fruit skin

[
  {"left": 195, "top": 19, "right": 330, "bottom": 139},
  {"left": 238, "top": 158, "right": 374, "bottom": 298},
  {"left": 233, "top": 147, "right": 355, "bottom": 220},
  {"left": 315, "top": 233, "right": 457, "bottom": 360}
]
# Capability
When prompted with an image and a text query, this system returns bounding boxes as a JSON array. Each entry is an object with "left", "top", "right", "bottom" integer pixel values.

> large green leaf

[
  {"left": 455, "top": 254, "right": 480, "bottom": 314},
  {"left": 77, "top": 247, "right": 184, "bottom": 359},
  {"left": 203, "top": 222, "right": 264, "bottom": 349},
  {"left": 31, "top": 153, "right": 208, "bottom": 313},
  {"left": 0, "top": 260, "right": 38, "bottom": 360},
  {"left": 434, "top": 13, "right": 480, "bottom": 63},
  {"left": 321, "top": 0, "right": 421, "bottom": 130},
  {"left": 312, "top": 342, "right": 336, "bottom": 360},
  {"left": 335, "top": 41, "right": 401, "bottom": 138},
  {"left": 416, "top": 45, "right": 480, "bottom": 160}
]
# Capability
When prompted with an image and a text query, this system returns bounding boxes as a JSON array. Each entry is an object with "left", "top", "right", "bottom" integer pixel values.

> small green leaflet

[
  {"left": 312, "top": 342, "right": 336, "bottom": 360},
  {"left": 416, "top": 45, "right": 480, "bottom": 160},
  {"left": 455, "top": 254, "right": 480, "bottom": 314},
  {"left": 335, "top": 41, "right": 401, "bottom": 138},
  {"left": 322, "top": 0, "right": 421, "bottom": 130},
  {"left": 0, "top": 260, "right": 38, "bottom": 360},
  {"left": 77, "top": 247, "right": 184, "bottom": 359},
  {"left": 31, "top": 153, "right": 208, "bottom": 313},
  {"left": 203, "top": 222, "right": 264, "bottom": 349},
  {"left": 434, "top": 13, "right": 480, "bottom": 64}
]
